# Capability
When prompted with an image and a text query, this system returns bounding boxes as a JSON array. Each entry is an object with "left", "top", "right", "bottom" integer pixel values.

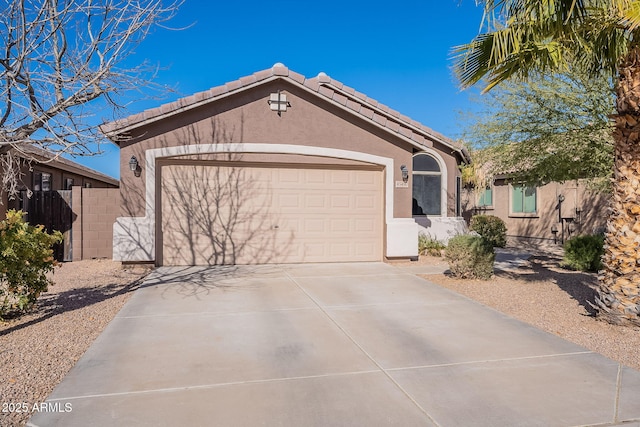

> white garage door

[{"left": 160, "top": 164, "right": 383, "bottom": 265}]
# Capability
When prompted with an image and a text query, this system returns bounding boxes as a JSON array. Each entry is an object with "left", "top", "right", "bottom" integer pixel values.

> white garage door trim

[{"left": 113, "top": 143, "right": 428, "bottom": 262}]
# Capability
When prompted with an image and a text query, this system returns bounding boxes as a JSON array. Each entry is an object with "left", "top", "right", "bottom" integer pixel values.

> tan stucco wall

[
  {"left": 0, "top": 163, "right": 116, "bottom": 229},
  {"left": 71, "top": 187, "right": 120, "bottom": 260},
  {"left": 118, "top": 80, "right": 459, "bottom": 219},
  {"left": 462, "top": 179, "right": 609, "bottom": 242}
]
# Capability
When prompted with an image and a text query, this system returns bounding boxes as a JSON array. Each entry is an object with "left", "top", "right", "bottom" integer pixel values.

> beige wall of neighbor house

[
  {"left": 1, "top": 146, "right": 118, "bottom": 219},
  {"left": 0, "top": 147, "right": 119, "bottom": 261},
  {"left": 71, "top": 187, "right": 120, "bottom": 260},
  {"left": 3, "top": 164, "right": 117, "bottom": 218},
  {"left": 462, "top": 179, "right": 609, "bottom": 244},
  {"left": 106, "top": 65, "right": 468, "bottom": 265}
]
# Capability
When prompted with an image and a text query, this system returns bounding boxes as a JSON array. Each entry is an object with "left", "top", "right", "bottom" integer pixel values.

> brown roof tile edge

[
  {"left": 101, "top": 63, "right": 467, "bottom": 160},
  {"left": 100, "top": 64, "right": 289, "bottom": 136},
  {"left": 308, "top": 76, "right": 462, "bottom": 154},
  {"left": 17, "top": 145, "right": 119, "bottom": 186}
]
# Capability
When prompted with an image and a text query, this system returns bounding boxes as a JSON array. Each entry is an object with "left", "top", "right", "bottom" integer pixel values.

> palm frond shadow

[{"left": 496, "top": 254, "right": 599, "bottom": 317}]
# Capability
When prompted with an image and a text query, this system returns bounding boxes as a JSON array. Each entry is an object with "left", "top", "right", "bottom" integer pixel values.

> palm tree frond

[
  {"left": 619, "top": 0, "right": 640, "bottom": 31},
  {"left": 454, "top": 0, "right": 630, "bottom": 92}
]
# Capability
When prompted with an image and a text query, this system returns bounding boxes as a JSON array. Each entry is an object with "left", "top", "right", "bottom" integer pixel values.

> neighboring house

[
  {"left": 102, "top": 63, "right": 470, "bottom": 266},
  {"left": 462, "top": 177, "right": 609, "bottom": 245},
  {"left": 3, "top": 144, "right": 118, "bottom": 216},
  {"left": 0, "top": 145, "right": 120, "bottom": 261}
]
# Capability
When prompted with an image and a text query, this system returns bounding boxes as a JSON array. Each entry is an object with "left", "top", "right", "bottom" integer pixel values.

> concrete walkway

[{"left": 29, "top": 263, "right": 640, "bottom": 426}]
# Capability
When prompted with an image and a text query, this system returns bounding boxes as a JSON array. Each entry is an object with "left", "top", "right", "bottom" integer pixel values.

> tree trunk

[{"left": 595, "top": 47, "right": 640, "bottom": 327}]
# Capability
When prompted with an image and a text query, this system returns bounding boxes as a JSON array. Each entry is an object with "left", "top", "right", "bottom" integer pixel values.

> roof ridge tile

[
  {"left": 360, "top": 105, "right": 374, "bottom": 119},
  {"left": 272, "top": 63, "right": 289, "bottom": 76},
  {"left": 303, "top": 79, "right": 320, "bottom": 91},
  {"left": 239, "top": 75, "right": 257, "bottom": 86},
  {"left": 253, "top": 69, "right": 274, "bottom": 81},
  {"left": 329, "top": 79, "right": 343, "bottom": 90},
  {"left": 317, "top": 72, "right": 331, "bottom": 83},
  {"left": 318, "top": 85, "right": 334, "bottom": 98},
  {"left": 288, "top": 70, "right": 306, "bottom": 84},
  {"left": 341, "top": 85, "right": 356, "bottom": 96},
  {"left": 346, "top": 99, "right": 361, "bottom": 113},
  {"left": 225, "top": 80, "right": 243, "bottom": 91},
  {"left": 365, "top": 97, "right": 379, "bottom": 107},
  {"left": 101, "top": 64, "right": 464, "bottom": 158},
  {"left": 332, "top": 91, "right": 348, "bottom": 106}
]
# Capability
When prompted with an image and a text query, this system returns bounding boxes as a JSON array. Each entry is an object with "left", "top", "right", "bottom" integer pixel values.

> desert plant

[
  {"left": 470, "top": 214, "right": 507, "bottom": 248},
  {"left": 418, "top": 233, "right": 446, "bottom": 257},
  {"left": 445, "top": 234, "right": 495, "bottom": 280},
  {"left": 561, "top": 234, "right": 604, "bottom": 272},
  {"left": 0, "top": 210, "right": 62, "bottom": 318}
]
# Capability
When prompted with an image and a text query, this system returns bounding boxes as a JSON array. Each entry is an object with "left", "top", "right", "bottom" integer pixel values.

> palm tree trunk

[{"left": 595, "top": 47, "right": 640, "bottom": 327}]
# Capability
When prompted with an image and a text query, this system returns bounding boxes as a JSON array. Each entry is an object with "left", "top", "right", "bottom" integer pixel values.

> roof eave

[{"left": 101, "top": 65, "right": 465, "bottom": 159}]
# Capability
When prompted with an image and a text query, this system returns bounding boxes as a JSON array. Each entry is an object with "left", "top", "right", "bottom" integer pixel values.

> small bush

[
  {"left": 561, "top": 234, "right": 604, "bottom": 272},
  {"left": 470, "top": 215, "right": 507, "bottom": 248},
  {"left": 445, "top": 234, "right": 495, "bottom": 280},
  {"left": 0, "top": 210, "right": 62, "bottom": 318},
  {"left": 418, "top": 233, "right": 446, "bottom": 257}
]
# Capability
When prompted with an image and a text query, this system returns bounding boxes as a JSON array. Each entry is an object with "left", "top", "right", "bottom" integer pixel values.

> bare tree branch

[{"left": 0, "top": 0, "right": 181, "bottom": 196}]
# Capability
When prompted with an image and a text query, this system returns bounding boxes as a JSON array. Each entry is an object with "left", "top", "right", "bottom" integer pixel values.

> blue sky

[{"left": 80, "top": 0, "right": 486, "bottom": 179}]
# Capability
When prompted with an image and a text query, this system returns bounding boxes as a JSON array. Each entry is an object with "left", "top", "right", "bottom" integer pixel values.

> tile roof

[
  {"left": 101, "top": 63, "right": 467, "bottom": 159},
  {"left": 16, "top": 145, "right": 119, "bottom": 186}
]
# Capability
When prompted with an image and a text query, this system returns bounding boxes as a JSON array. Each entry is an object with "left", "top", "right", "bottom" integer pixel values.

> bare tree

[{"left": 0, "top": 0, "right": 181, "bottom": 195}]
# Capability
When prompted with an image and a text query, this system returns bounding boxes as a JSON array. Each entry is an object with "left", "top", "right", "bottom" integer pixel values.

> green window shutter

[
  {"left": 524, "top": 186, "right": 537, "bottom": 213},
  {"left": 479, "top": 187, "right": 493, "bottom": 207},
  {"left": 512, "top": 185, "right": 537, "bottom": 213},
  {"left": 512, "top": 185, "right": 524, "bottom": 213}
]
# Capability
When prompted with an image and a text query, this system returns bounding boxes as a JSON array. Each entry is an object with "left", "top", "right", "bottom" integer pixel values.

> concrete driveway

[{"left": 29, "top": 262, "right": 640, "bottom": 426}]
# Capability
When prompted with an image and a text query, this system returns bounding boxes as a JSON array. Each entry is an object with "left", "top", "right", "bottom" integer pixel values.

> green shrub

[
  {"left": 561, "top": 234, "right": 604, "bottom": 272},
  {"left": 470, "top": 215, "right": 507, "bottom": 248},
  {"left": 445, "top": 234, "right": 495, "bottom": 280},
  {"left": 0, "top": 210, "right": 62, "bottom": 318},
  {"left": 418, "top": 233, "right": 446, "bottom": 257}
]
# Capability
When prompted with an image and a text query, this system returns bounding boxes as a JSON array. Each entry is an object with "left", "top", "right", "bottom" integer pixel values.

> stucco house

[
  {"left": 3, "top": 144, "right": 118, "bottom": 215},
  {"left": 102, "top": 64, "right": 469, "bottom": 266},
  {"left": 0, "top": 145, "right": 120, "bottom": 261},
  {"left": 462, "top": 177, "right": 609, "bottom": 246}
]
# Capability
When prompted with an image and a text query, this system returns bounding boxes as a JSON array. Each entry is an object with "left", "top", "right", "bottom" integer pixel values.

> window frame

[
  {"left": 509, "top": 183, "right": 538, "bottom": 217},
  {"left": 477, "top": 185, "right": 494, "bottom": 209},
  {"left": 412, "top": 153, "right": 444, "bottom": 217},
  {"left": 63, "top": 177, "right": 74, "bottom": 190},
  {"left": 33, "top": 171, "right": 52, "bottom": 192}
]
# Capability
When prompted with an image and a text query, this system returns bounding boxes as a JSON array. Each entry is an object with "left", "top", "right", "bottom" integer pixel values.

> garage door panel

[
  {"left": 354, "top": 218, "right": 376, "bottom": 233},
  {"left": 303, "top": 218, "right": 326, "bottom": 234},
  {"left": 330, "top": 219, "right": 351, "bottom": 233},
  {"left": 355, "top": 194, "right": 377, "bottom": 209},
  {"left": 274, "top": 194, "right": 301, "bottom": 211},
  {"left": 329, "top": 242, "right": 351, "bottom": 257},
  {"left": 161, "top": 165, "right": 382, "bottom": 265},
  {"left": 330, "top": 170, "right": 352, "bottom": 184},
  {"left": 304, "top": 194, "right": 327, "bottom": 209},
  {"left": 356, "top": 172, "right": 377, "bottom": 185},
  {"left": 330, "top": 195, "right": 351, "bottom": 209},
  {"left": 304, "top": 169, "right": 328, "bottom": 184},
  {"left": 355, "top": 241, "right": 378, "bottom": 257}
]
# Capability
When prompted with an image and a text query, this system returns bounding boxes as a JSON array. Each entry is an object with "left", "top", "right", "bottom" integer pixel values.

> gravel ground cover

[
  {"left": 0, "top": 260, "right": 150, "bottom": 427},
  {"left": 419, "top": 250, "right": 640, "bottom": 372}
]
